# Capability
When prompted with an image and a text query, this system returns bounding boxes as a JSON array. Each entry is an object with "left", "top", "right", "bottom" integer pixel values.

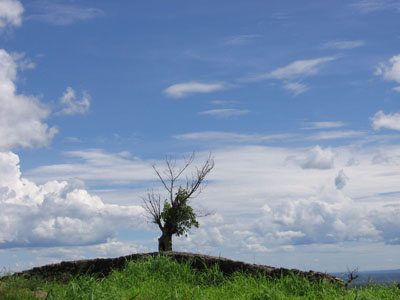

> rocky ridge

[{"left": 11, "top": 251, "right": 344, "bottom": 285}]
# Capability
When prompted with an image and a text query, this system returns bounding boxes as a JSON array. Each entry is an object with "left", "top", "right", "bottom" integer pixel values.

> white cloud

[
  {"left": 371, "top": 110, "right": 400, "bottom": 131},
  {"left": 210, "top": 100, "right": 239, "bottom": 106},
  {"left": 335, "top": 169, "right": 348, "bottom": 190},
  {"left": 283, "top": 82, "right": 308, "bottom": 95},
  {"left": 393, "top": 86, "right": 400, "bottom": 92},
  {"left": 302, "top": 121, "right": 347, "bottom": 130},
  {"left": 352, "top": 0, "right": 400, "bottom": 12},
  {"left": 308, "top": 130, "right": 365, "bottom": 140},
  {"left": 59, "top": 87, "right": 90, "bottom": 115},
  {"left": 164, "top": 82, "right": 227, "bottom": 98},
  {"left": 0, "top": 0, "right": 23, "bottom": 30},
  {"left": 263, "top": 56, "right": 336, "bottom": 80},
  {"left": 173, "top": 131, "right": 294, "bottom": 143},
  {"left": 24, "top": 144, "right": 400, "bottom": 257},
  {"left": 223, "top": 34, "right": 258, "bottom": 46},
  {"left": 293, "top": 145, "right": 335, "bottom": 169},
  {"left": 27, "top": 0, "right": 103, "bottom": 25},
  {"left": 246, "top": 242, "right": 271, "bottom": 253},
  {"left": 322, "top": 40, "right": 365, "bottom": 50},
  {"left": 0, "top": 151, "right": 145, "bottom": 249},
  {"left": 244, "top": 57, "right": 336, "bottom": 94},
  {"left": 25, "top": 149, "right": 155, "bottom": 185},
  {"left": 11, "top": 52, "right": 36, "bottom": 70},
  {"left": 3, "top": 240, "right": 150, "bottom": 272},
  {"left": 198, "top": 108, "right": 249, "bottom": 118},
  {"left": 259, "top": 189, "right": 383, "bottom": 245},
  {"left": 375, "top": 54, "right": 400, "bottom": 83},
  {"left": 0, "top": 49, "right": 57, "bottom": 151},
  {"left": 90, "top": 240, "right": 149, "bottom": 258}
]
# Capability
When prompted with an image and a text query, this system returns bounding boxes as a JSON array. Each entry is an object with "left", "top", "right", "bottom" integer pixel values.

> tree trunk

[{"left": 158, "top": 230, "right": 172, "bottom": 251}]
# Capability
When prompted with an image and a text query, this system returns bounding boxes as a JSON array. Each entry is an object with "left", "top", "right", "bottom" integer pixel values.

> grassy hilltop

[{"left": 1, "top": 255, "right": 399, "bottom": 300}]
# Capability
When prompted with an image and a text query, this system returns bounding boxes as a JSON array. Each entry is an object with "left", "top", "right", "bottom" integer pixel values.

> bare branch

[
  {"left": 149, "top": 153, "right": 214, "bottom": 219},
  {"left": 152, "top": 164, "right": 171, "bottom": 194},
  {"left": 175, "top": 152, "right": 195, "bottom": 179},
  {"left": 195, "top": 207, "right": 214, "bottom": 218},
  {"left": 185, "top": 153, "right": 215, "bottom": 199},
  {"left": 142, "top": 191, "right": 163, "bottom": 230}
]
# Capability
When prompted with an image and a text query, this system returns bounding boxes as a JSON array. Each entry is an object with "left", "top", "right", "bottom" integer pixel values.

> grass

[{"left": 1, "top": 255, "right": 399, "bottom": 299}]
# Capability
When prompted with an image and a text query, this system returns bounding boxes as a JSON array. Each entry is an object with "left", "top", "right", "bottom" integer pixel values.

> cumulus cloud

[
  {"left": 164, "top": 82, "right": 227, "bottom": 98},
  {"left": 322, "top": 40, "right": 365, "bottom": 50},
  {"left": 23, "top": 144, "right": 400, "bottom": 258},
  {"left": 4, "top": 240, "right": 150, "bottom": 272},
  {"left": 0, "top": 0, "right": 23, "bottom": 30},
  {"left": 178, "top": 186, "right": 400, "bottom": 253},
  {"left": 293, "top": 146, "right": 335, "bottom": 169},
  {"left": 0, "top": 49, "right": 57, "bottom": 151},
  {"left": 375, "top": 54, "right": 400, "bottom": 83},
  {"left": 26, "top": 0, "right": 104, "bottom": 25},
  {"left": 59, "top": 87, "right": 90, "bottom": 115},
  {"left": 259, "top": 188, "right": 384, "bottom": 245},
  {"left": 198, "top": 108, "right": 249, "bottom": 118},
  {"left": 371, "top": 110, "right": 400, "bottom": 131},
  {"left": 335, "top": 169, "right": 348, "bottom": 190},
  {"left": 0, "top": 151, "right": 145, "bottom": 249}
]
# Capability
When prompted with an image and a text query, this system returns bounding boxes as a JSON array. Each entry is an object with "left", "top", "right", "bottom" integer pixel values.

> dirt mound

[{"left": 11, "top": 251, "right": 344, "bottom": 285}]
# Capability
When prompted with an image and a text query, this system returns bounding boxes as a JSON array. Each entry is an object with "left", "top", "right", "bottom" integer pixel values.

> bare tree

[
  {"left": 345, "top": 267, "right": 359, "bottom": 287},
  {"left": 143, "top": 153, "right": 214, "bottom": 251}
]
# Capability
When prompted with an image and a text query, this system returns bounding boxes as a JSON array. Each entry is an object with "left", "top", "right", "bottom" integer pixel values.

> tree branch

[{"left": 142, "top": 191, "right": 163, "bottom": 230}]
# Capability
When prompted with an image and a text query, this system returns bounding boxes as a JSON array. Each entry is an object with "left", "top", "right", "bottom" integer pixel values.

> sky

[{"left": 0, "top": 0, "right": 400, "bottom": 273}]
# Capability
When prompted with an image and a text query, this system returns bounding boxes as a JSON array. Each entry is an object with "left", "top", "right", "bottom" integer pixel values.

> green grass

[{"left": 1, "top": 255, "right": 399, "bottom": 299}]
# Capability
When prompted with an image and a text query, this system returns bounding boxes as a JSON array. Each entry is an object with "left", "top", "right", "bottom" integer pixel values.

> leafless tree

[
  {"left": 143, "top": 153, "right": 214, "bottom": 251},
  {"left": 345, "top": 267, "right": 359, "bottom": 287}
]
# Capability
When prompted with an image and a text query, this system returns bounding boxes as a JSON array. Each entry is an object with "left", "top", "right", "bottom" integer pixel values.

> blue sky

[{"left": 1, "top": 0, "right": 400, "bottom": 273}]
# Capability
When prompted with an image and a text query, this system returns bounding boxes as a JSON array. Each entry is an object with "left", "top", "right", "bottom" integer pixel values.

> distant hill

[{"left": 331, "top": 269, "right": 400, "bottom": 286}]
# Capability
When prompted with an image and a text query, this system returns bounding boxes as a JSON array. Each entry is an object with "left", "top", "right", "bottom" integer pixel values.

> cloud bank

[
  {"left": 22, "top": 142, "right": 400, "bottom": 259},
  {"left": 0, "top": 151, "right": 145, "bottom": 249}
]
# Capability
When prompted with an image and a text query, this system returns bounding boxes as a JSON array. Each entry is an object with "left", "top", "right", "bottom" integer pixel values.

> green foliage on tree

[{"left": 161, "top": 188, "right": 199, "bottom": 238}]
